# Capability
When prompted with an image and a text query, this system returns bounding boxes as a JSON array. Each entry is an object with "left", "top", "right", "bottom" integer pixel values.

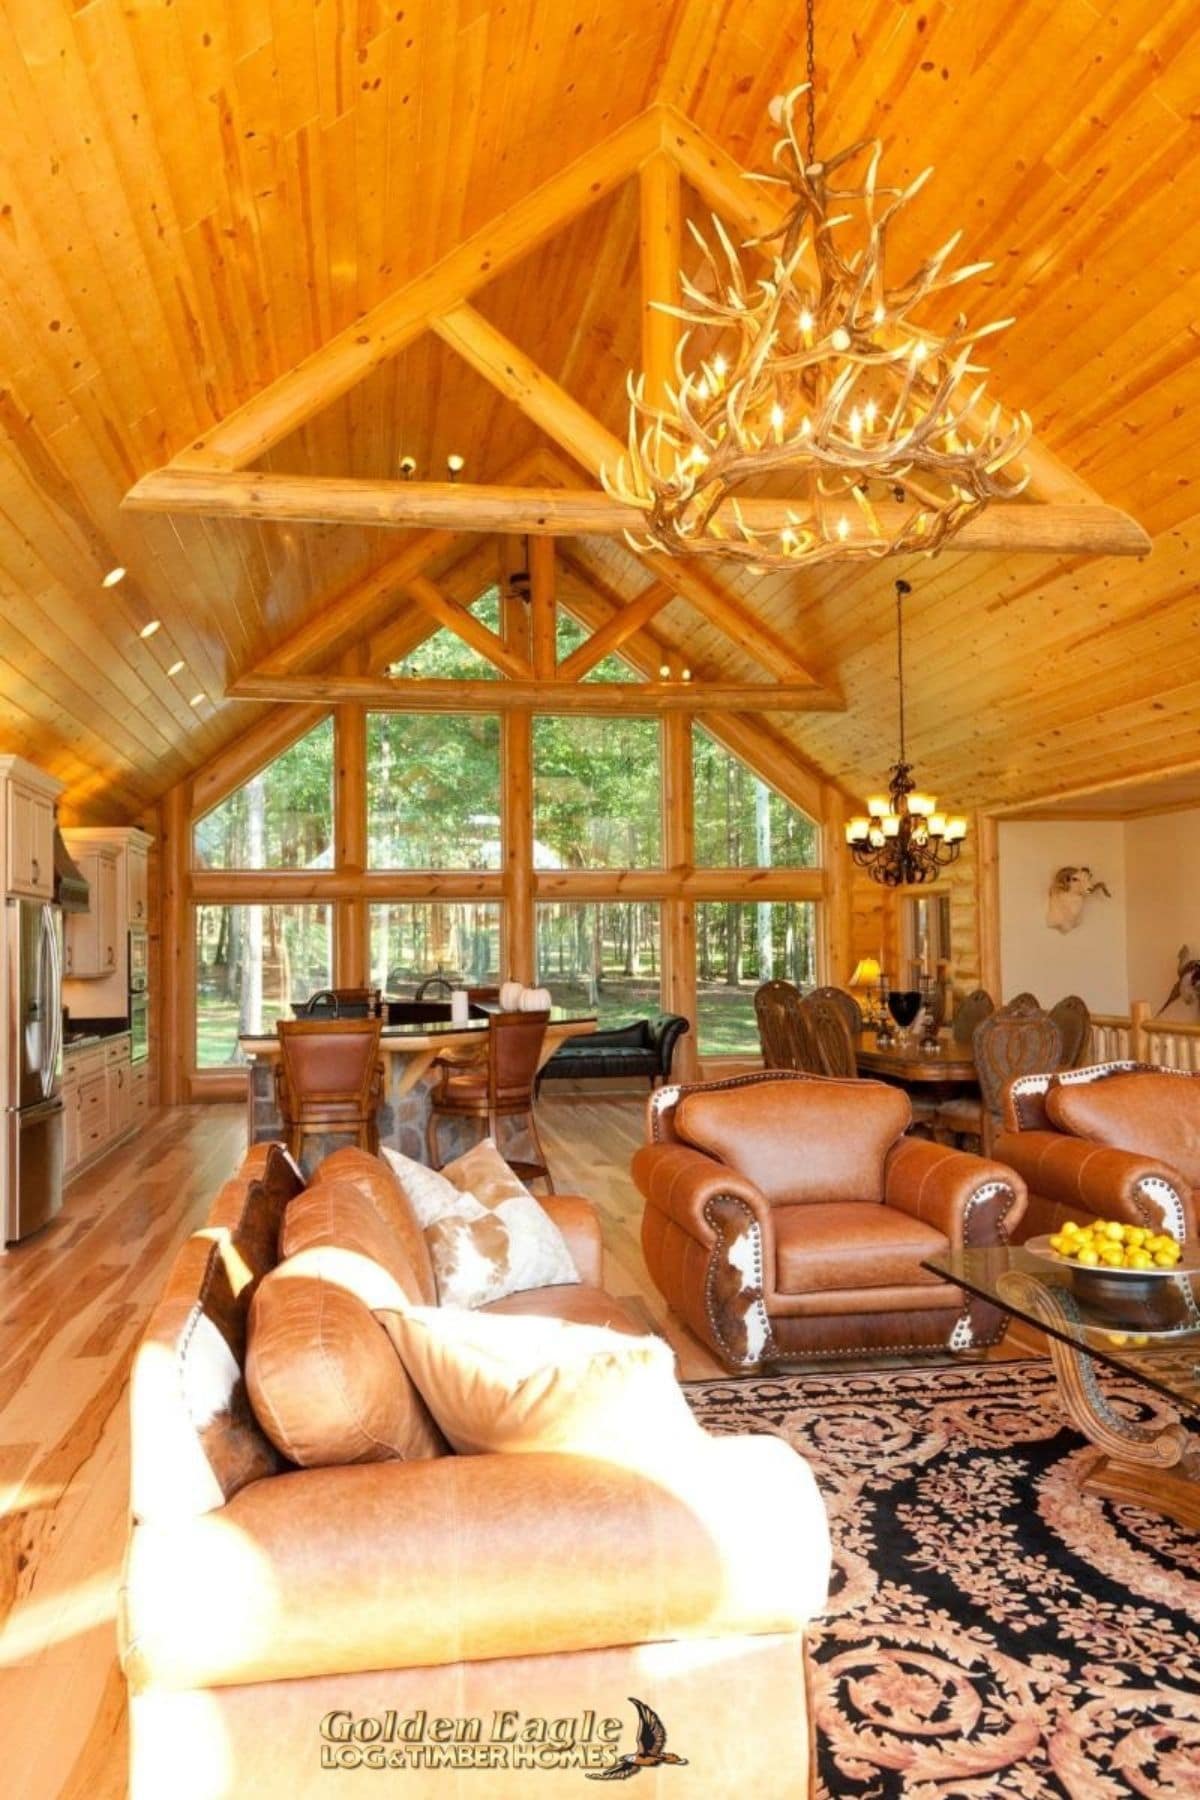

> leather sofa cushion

[
  {"left": 773, "top": 1202, "right": 950, "bottom": 1295},
  {"left": 384, "top": 1306, "right": 705, "bottom": 1468},
  {"left": 247, "top": 1267, "right": 444, "bottom": 1467},
  {"left": 313, "top": 1146, "right": 438, "bottom": 1303},
  {"left": 249, "top": 1179, "right": 446, "bottom": 1466},
  {"left": 481, "top": 1283, "right": 645, "bottom": 1332},
  {"left": 1046, "top": 1072, "right": 1200, "bottom": 1190},
  {"left": 675, "top": 1077, "right": 911, "bottom": 1205}
]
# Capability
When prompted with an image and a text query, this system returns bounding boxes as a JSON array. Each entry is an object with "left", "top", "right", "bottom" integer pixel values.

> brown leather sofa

[
  {"left": 994, "top": 1060, "right": 1199, "bottom": 1243},
  {"left": 633, "top": 1071, "right": 1027, "bottom": 1370},
  {"left": 121, "top": 1141, "right": 831, "bottom": 1798}
]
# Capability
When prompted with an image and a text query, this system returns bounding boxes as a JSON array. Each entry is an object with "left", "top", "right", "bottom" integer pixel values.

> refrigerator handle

[{"left": 40, "top": 905, "right": 61, "bottom": 1097}]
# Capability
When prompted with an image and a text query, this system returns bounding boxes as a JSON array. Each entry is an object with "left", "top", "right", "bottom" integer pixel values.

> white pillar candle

[{"left": 450, "top": 989, "right": 470, "bottom": 1025}]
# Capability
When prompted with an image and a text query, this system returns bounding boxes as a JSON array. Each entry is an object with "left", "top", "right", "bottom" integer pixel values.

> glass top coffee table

[{"left": 925, "top": 1246, "right": 1200, "bottom": 1531}]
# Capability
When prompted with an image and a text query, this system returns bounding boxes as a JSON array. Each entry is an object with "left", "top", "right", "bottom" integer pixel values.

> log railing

[{"left": 1089, "top": 1001, "right": 1200, "bottom": 1071}]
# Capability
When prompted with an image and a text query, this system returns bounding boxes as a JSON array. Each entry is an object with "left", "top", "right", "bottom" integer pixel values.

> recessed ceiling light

[
  {"left": 139, "top": 619, "right": 161, "bottom": 639},
  {"left": 398, "top": 455, "right": 416, "bottom": 478},
  {"left": 189, "top": 692, "right": 205, "bottom": 706},
  {"left": 167, "top": 659, "right": 184, "bottom": 676},
  {"left": 102, "top": 566, "right": 126, "bottom": 588},
  {"left": 446, "top": 453, "right": 464, "bottom": 479}
]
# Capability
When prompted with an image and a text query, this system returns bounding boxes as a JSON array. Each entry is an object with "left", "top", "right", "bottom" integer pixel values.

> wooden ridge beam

[
  {"left": 170, "top": 109, "right": 662, "bottom": 471},
  {"left": 228, "top": 672, "right": 844, "bottom": 713},
  {"left": 124, "top": 468, "right": 1149, "bottom": 557}
]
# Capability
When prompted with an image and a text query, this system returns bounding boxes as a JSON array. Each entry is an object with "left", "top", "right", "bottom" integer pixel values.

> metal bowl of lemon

[
  {"left": 1025, "top": 1222, "right": 1200, "bottom": 1330},
  {"left": 1026, "top": 1220, "right": 1197, "bottom": 1277}
]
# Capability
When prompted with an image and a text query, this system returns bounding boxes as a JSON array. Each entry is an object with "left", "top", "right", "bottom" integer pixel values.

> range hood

[{"left": 54, "top": 828, "right": 90, "bottom": 913}]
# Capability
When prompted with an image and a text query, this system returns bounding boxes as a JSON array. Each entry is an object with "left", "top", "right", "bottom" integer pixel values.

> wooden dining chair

[
  {"left": 806, "top": 986, "right": 863, "bottom": 1039},
  {"left": 427, "top": 1008, "right": 554, "bottom": 1190},
  {"left": 952, "top": 988, "right": 994, "bottom": 1046},
  {"left": 1050, "top": 994, "right": 1092, "bottom": 1068},
  {"left": 754, "top": 980, "right": 806, "bottom": 1070},
  {"left": 275, "top": 1018, "right": 384, "bottom": 1165},
  {"left": 973, "top": 1010, "right": 1063, "bottom": 1153},
  {"left": 803, "top": 996, "right": 857, "bottom": 1078}
]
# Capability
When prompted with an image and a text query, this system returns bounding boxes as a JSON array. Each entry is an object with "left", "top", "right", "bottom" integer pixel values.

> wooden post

[
  {"left": 662, "top": 712, "right": 698, "bottom": 1079},
  {"left": 159, "top": 779, "right": 191, "bottom": 1106},
  {"left": 639, "top": 151, "right": 682, "bottom": 422},
  {"left": 822, "top": 785, "right": 852, "bottom": 987},
  {"left": 501, "top": 546, "right": 535, "bottom": 983},
  {"left": 335, "top": 704, "right": 368, "bottom": 986},
  {"left": 976, "top": 811, "right": 1002, "bottom": 1000},
  {"left": 1130, "top": 998, "right": 1150, "bottom": 1061},
  {"left": 502, "top": 712, "right": 535, "bottom": 984},
  {"left": 529, "top": 536, "right": 557, "bottom": 680}
]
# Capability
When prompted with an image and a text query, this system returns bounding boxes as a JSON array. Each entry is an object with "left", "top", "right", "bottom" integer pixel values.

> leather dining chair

[
  {"left": 973, "top": 1009, "right": 1063, "bottom": 1153},
  {"left": 426, "top": 1008, "right": 554, "bottom": 1190},
  {"left": 275, "top": 1018, "right": 385, "bottom": 1165}
]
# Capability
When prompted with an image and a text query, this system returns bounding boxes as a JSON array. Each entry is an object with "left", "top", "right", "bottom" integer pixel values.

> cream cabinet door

[
  {"left": 127, "top": 844, "right": 149, "bottom": 927},
  {"left": 7, "top": 784, "right": 54, "bottom": 898}
]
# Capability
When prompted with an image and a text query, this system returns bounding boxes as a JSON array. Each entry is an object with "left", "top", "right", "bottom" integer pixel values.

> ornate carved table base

[{"left": 998, "top": 1269, "right": 1200, "bottom": 1532}]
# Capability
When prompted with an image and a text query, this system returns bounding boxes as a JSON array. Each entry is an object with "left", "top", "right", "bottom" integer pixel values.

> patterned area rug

[{"left": 687, "top": 1360, "right": 1200, "bottom": 1798}]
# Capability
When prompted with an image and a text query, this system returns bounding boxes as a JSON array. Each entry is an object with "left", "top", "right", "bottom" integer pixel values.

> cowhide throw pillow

[{"left": 383, "top": 1141, "right": 579, "bottom": 1308}]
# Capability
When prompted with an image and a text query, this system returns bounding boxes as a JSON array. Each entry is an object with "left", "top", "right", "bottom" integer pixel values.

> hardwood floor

[{"left": 0, "top": 1093, "right": 1039, "bottom": 1797}]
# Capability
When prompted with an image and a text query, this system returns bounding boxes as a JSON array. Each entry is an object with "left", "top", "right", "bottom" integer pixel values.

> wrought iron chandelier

[
  {"left": 604, "top": 0, "right": 1031, "bottom": 572},
  {"left": 845, "top": 580, "right": 966, "bottom": 885}
]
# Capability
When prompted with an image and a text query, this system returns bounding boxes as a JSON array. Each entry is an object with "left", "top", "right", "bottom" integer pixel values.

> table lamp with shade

[{"left": 849, "top": 955, "right": 886, "bottom": 1031}]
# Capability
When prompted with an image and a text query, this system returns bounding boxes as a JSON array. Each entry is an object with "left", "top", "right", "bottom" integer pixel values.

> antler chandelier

[
  {"left": 605, "top": 6, "right": 1031, "bottom": 571},
  {"left": 846, "top": 580, "right": 966, "bottom": 885}
]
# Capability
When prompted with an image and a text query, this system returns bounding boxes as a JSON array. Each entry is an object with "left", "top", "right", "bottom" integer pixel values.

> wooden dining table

[{"left": 854, "top": 1028, "right": 979, "bottom": 1099}]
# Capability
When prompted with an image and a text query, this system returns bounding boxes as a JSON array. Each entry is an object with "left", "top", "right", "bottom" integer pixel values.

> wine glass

[{"left": 887, "top": 989, "right": 922, "bottom": 1041}]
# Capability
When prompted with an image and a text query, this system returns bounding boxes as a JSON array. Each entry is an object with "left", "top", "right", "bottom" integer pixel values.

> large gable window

[
  {"left": 693, "top": 726, "right": 819, "bottom": 868},
  {"left": 533, "top": 717, "right": 662, "bottom": 868},
  {"left": 194, "top": 902, "right": 333, "bottom": 1066},
  {"left": 193, "top": 718, "right": 334, "bottom": 870},
  {"left": 367, "top": 713, "right": 502, "bottom": 870},
  {"left": 696, "top": 900, "right": 819, "bottom": 1056}
]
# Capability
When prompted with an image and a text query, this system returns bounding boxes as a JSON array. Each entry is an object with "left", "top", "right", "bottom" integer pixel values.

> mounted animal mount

[
  {"left": 1046, "top": 866, "right": 1111, "bottom": 934},
  {"left": 1156, "top": 946, "right": 1200, "bottom": 1016}
]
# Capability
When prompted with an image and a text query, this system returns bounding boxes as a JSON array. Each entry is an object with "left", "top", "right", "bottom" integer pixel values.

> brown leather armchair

[
  {"left": 633, "top": 1071, "right": 1027, "bottom": 1370},
  {"left": 994, "top": 1060, "right": 1199, "bottom": 1244}
]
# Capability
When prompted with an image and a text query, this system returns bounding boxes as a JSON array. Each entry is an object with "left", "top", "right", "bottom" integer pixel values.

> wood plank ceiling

[{"left": 0, "top": 0, "right": 1195, "bottom": 821}]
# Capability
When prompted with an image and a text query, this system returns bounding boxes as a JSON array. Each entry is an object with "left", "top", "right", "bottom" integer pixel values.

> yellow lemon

[
  {"left": 1076, "top": 1246, "right": 1101, "bottom": 1266},
  {"left": 1153, "top": 1250, "right": 1178, "bottom": 1268},
  {"left": 1102, "top": 1221, "right": 1125, "bottom": 1242},
  {"left": 1128, "top": 1249, "right": 1153, "bottom": 1270}
]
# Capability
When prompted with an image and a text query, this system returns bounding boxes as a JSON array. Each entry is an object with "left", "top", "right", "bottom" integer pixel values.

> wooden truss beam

[
  {"left": 228, "top": 672, "right": 843, "bottom": 712},
  {"left": 126, "top": 466, "right": 1152, "bottom": 559},
  {"left": 403, "top": 572, "right": 533, "bottom": 680},
  {"left": 171, "top": 109, "right": 661, "bottom": 472}
]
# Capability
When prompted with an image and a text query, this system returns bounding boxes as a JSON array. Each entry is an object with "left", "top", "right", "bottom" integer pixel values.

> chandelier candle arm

[
  {"left": 605, "top": 44, "right": 1032, "bottom": 572},
  {"left": 845, "top": 580, "right": 968, "bottom": 885}
]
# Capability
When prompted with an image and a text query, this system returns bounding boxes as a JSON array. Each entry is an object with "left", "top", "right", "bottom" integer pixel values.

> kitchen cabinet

[
  {"left": 127, "top": 840, "right": 149, "bottom": 927},
  {"left": 0, "top": 757, "right": 59, "bottom": 900},
  {"left": 63, "top": 1033, "right": 136, "bottom": 1180},
  {"left": 64, "top": 847, "right": 119, "bottom": 979}
]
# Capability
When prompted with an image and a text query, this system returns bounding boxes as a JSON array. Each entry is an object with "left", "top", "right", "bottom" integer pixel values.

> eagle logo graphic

[{"left": 587, "top": 1697, "right": 688, "bottom": 1781}]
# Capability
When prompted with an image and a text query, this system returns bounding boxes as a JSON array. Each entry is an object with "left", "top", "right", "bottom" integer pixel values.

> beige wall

[
  {"left": 997, "top": 819, "right": 1128, "bottom": 1012},
  {"left": 1124, "top": 807, "right": 1200, "bottom": 1020}
]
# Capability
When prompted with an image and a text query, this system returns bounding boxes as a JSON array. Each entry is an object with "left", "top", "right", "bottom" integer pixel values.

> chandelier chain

[
  {"left": 805, "top": 0, "right": 816, "bottom": 166},
  {"left": 895, "top": 579, "right": 906, "bottom": 764}
]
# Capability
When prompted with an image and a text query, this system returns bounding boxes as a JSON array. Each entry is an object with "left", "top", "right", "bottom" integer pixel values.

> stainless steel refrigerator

[{"left": 4, "top": 897, "right": 63, "bottom": 1243}]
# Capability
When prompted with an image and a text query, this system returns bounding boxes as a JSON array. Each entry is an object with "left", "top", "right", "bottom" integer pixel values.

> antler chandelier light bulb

[
  {"left": 845, "top": 580, "right": 967, "bottom": 886},
  {"left": 605, "top": 68, "right": 1031, "bottom": 571}
]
